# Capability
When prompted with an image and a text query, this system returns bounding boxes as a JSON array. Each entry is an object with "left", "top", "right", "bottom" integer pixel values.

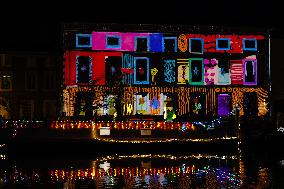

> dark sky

[
  {"left": 0, "top": 1, "right": 283, "bottom": 52},
  {"left": 0, "top": 1, "right": 283, "bottom": 101}
]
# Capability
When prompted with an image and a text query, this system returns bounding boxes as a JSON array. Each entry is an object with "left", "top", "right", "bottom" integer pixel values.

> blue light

[
  {"left": 134, "top": 57, "right": 150, "bottom": 84},
  {"left": 189, "top": 38, "right": 204, "bottom": 54},
  {"left": 76, "top": 34, "right": 92, "bottom": 48},
  {"left": 106, "top": 35, "right": 121, "bottom": 49},
  {"left": 216, "top": 38, "right": 231, "bottom": 50},
  {"left": 162, "top": 37, "right": 177, "bottom": 52},
  {"left": 243, "top": 38, "right": 257, "bottom": 51},
  {"left": 164, "top": 60, "right": 176, "bottom": 83}
]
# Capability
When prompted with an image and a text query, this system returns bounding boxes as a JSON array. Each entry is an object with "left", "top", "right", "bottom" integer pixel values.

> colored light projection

[
  {"left": 216, "top": 38, "right": 231, "bottom": 50},
  {"left": 243, "top": 58, "right": 257, "bottom": 85},
  {"left": 76, "top": 56, "right": 92, "bottom": 84},
  {"left": 178, "top": 34, "right": 188, "bottom": 52},
  {"left": 243, "top": 38, "right": 257, "bottom": 51},
  {"left": 135, "top": 36, "right": 149, "bottom": 51},
  {"left": 134, "top": 57, "right": 149, "bottom": 84},
  {"left": 217, "top": 94, "right": 231, "bottom": 116},
  {"left": 244, "top": 92, "right": 258, "bottom": 116},
  {"left": 190, "top": 93, "right": 205, "bottom": 118},
  {"left": 204, "top": 59, "right": 218, "bottom": 85},
  {"left": 76, "top": 34, "right": 92, "bottom": 48},
  {"left": 63, "top": 28, "right": 269, "bottom": 119},
  {"left": 164, "top": 60, "right": 175, "bottom": 83},
  {"left": 134, "top": 93, "right": 150, "bottom": 115},
  {"left": 63, "top": 85, "right": 269, "bottom": 118},
  {"left": 106, "top": 35, "right": 121, "bottom": 49},
  {"left": 122, "top": 54, "right": 134, "bottom": 85},
  {"left": 151, "top": 68, "right": 158, "bottom": 84},
  {"left": 105, "top": 56, "right": 122, "bottom": 85},
  {"left": 162, "top": 94, "right": 175, "bottom": 120},
  {"left": 92, "top": 32, "right": 150, "bottom": 51},
  {"left": 190, "top": 58, "right": 204, "bottom": 85},
  {"left": 189, "top": 38, "right": 204, "bottom": 54},
  {"left": 94, "top": 94, "right": 117, "bottom": 116},
  {"left": 163, "top": 37, "right": 177, "bottom": 52},
  {"left": 217, "top": 59, "right": 231, "bottom": 85},
  {"left": 230, "top": 60, "right": 243, "bottom": 85},
  {"left": 177, "top": 59, "right": 189, "bottom": 84}
]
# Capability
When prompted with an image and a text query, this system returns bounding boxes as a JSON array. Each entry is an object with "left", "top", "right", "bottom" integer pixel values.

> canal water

[{"left": 0, "top": 148, "right": 284, "bottom": 189}]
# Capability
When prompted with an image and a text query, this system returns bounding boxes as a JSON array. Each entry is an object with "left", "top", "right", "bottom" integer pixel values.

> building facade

[
  {"left": 62, "top": 23, "right": 270, "bottom": 122},
  {"left": 0, "top": 52, "right": 61, "bottom": 120}
]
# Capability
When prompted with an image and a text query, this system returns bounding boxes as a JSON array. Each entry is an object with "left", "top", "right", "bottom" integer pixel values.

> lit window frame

[
  {"left": 243, "top": 38, "right": 257, "bottom": 51},
  {"left": 76, "top": 34, "right": 92, "bottom": 48},
  {"left": 106, "top": 35, "right": 121, "bottom": 49},
  {"left": 189, "top": 38, "right": 204, "bottom": 54},
  {"left": 162, "top": 37, "right": 177, "bottom": 52},
  {"left": 135, "top": 36, "right": 150, "bottom": 52},
  {"left": 216, "top": 38, "right": 231, "bottom": 50}
]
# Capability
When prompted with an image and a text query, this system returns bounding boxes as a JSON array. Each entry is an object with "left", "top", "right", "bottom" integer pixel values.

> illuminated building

[{"left": 62, "top": 23, "right": 270, "bottom": 123}]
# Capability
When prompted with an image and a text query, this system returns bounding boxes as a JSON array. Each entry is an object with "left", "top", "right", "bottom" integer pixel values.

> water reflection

[{"left": 0, "top": 152, "right": 281, "bottom": 188}]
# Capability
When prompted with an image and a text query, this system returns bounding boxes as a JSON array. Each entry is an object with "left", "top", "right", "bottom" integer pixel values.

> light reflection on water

[{"left": 0, "top": 152, "right": 280, "bottom": 188}]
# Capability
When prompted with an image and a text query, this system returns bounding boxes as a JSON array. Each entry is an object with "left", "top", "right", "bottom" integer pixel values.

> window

[
  {"left": 106, "top": 35, "right": 121, "bottom": 48},
  {"left": 36, "top": 56, "right": 47, "bottom": 64},
  {"left": 189, "top": 38, "right": 204, "bottom": 54},
  {"left": 43, "top": 71, "right": 56, "bottom": 90},
  {"left": 25, "top": 72, "right": 37, "bottom": 90},
  {"left": 76, "top": 56, "right": 92, "bottom": 84},
  {"left": 76, "top": 34, "right": 92, "bottom": 48},
  {"left": 217, "top": 94, "right": 231, "bottom": 116},
  {"left": 189, "top": 58, "right": 204, "bottom": 85},
  {"left": 217, "top": 59, "right": 231, "bottom": 85},
  {"left": 20, "top": 100, "right": 34, "bottom": 119},
  {"left": 243, "top": 38, "right": 257, "bottom": 51},
  {"left": 43, "top": 100, "right": 57, "bottom": 119},
  {"left": 161, "top": 93, "right": 177, "bottom": 120},
  {"left": 134, "top": 57, "right": 149, "bottom": 84},
  {"left": 243, "top": 59, "right": 257, "bottom": 85},
  {"left": 163, "top": 37, "right": 177, "bottom": 52},
  {"left": 105, "top": 56, "right": 121, "bottom": 85},
  {"left": 134, "top": 93, "right": 150, "bottom": 115},
  {"left": 1, "top": 55, "right": 11, "bottom": 67},
  {"left": 244, "top": 92, "right": 258, "bottom": 116},
  {"left": 216, "top": 38, "right": 231, "bottom": 50},
  {"left": 135, "top": 37, "right": 149, "bottom": 51},
  {"left": 94, "top": 94, "right": 117, "bottom": 116},
  {"left": 164, "top": 60, "right": 176, "bottom": 83},
  {"left": 0, "top": 75, "right": 12, "bottom": 90}
]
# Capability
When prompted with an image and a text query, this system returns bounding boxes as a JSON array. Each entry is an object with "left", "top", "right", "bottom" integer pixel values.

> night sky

[
  {"left": 0, "top": 1, "right": 283, "bottom": 52},
  {"left": 0, "top": 1, "right": 283, "bottom": 103}
]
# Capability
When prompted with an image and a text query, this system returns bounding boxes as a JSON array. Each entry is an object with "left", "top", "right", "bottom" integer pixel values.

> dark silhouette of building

[{"left": 0, "top": 52, "right": 61, "bottom": 120}]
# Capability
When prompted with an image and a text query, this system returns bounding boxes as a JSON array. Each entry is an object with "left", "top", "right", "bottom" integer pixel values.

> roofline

[
  {"left": 62, "top": 22, "right": 272, "bottom": 35},
  {"left": 0, "top": 51, "right": 61, "bottom": 56}
]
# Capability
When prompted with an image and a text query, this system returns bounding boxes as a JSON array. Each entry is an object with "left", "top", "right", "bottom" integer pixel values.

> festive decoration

[
  {"left": 134, "top": 57, "right": 149, "bottom": 84},
  {"left": 177, "top": 59, "right": 189, "bottom": 84},
  {"left": 178, "top": 34, "right": 188, "bottom": 52},
  {"left": 164, "top": 59, "right": 176, "bottom": 83},
  {"left": 150, "top": 68, "right": 158, "bottom": 83},
  {"left": 63, "top": 27, "right": 270, "bottom": 122}
]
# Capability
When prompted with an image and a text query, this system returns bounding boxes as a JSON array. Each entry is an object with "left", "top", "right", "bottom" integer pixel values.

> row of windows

[
  {"left": 76, "top": 91, "right": 259, "bottom": 117},
  {"left": 75, "top": 56, "right": 257, "bottom": 86},
  {"left": 0, "top": 54, "right": 58, "bottom": 67},
  {"left": 76, "top": 34, "right": 257, "bottom": 52},
  {"left": 0, "top": 72, "right": 56, "bottom": 90}
]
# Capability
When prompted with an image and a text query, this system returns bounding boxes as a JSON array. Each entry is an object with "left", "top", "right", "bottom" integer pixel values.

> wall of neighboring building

[{"left": 0, "top": 52, "right": 61, "bottom": 120}]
